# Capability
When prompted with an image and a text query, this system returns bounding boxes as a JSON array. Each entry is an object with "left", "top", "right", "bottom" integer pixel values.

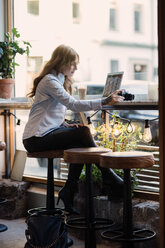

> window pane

[
  {"left": 73, "top": 2, "right": 79, "bottom": 18},
  {"left": 134, "top": 4, "right": 142, "bottom": 32},
  {"left": 134, "top": 64, "right": 147, "bottom": 80},
  {"left": 110, "top": 60, "right": 119, "bottom": 72},
  {"left": 13, "top": 0, "right": 159, "bottom": 190},
  {"left": 72, "top": 2, "right": 80, "bottom": 23},
  {"left": 109, "top": 8, "right": 116, "bottom": 30},
  {"left": 27, "top": 0, "right": 39, "bottom": 15},
  {"left": 27, "top": 57, "right": 43, "bottom": 73}
]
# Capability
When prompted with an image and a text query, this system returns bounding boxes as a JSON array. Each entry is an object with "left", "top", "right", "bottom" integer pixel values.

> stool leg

[
  {"left": 85, "top": 163, "right": 96, "bottom": 248},
  {"left": 46, "top": 158, "right": 55, "bottom": 210},
  {"left": 101, "top": 168, "right": 156, "bottom": 242},
  {"left": 123, "top": 168, "right": 133, "bottom": 238}
]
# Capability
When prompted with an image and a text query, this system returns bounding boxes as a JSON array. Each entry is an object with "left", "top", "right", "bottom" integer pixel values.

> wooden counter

[
  {"left": 0, "top": 97, "right": 32, "bottom": 109},
  {"left": 102, "top": 100, "right": 158, "bottom": 110}
]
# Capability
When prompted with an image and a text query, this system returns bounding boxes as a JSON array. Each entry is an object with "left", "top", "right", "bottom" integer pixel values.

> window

[
  {"left": 26, "top": 57, "right": 43, "bottom": 94},
  {"left": 134, "top": 63, "right": 147, "bottom": 80},
  {"left": 13, "top": 0, "right": 159, "bottom": 196},
  {"left": 27, "top": 57, "right": 43, "bottom": 73},
  {"left": 27, "top": 0, "right": 39, "bottom": 16},
  {"left": 72, "top": 1, "right": 80, "bottom": 24},
  {"left": 110, "top": 60, "right": 119, "bottom": 72},
  {"left": 109, "top": 7, "right": 117, "bottom": 30},
  {"left": 153, "top": 67, "right": 158, "bottom": 80},
  {"left": 134, "top": 4, "right": 142, "bottom": 32}
]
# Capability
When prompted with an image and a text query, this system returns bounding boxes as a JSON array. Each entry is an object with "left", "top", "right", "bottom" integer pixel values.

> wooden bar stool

[
  {"left": 100, "top": 151, "right": 156, "bottom": 242},
  {"left": 27, "top": 150, "right": 74, "bottom": 247},
  {"left": 27, "top": 150, "right": 64, "bottom": 213},
  {"left": 64, "top": 147, "right": 114, "bottom": 248},
  {"left": 0, "top": 141, "right": 8, "bottom": 232}
]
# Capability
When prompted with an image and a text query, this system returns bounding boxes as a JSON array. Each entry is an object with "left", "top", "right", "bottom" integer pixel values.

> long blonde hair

[{"left": 28, "top": 44, "right": 79, "bottom": 97}]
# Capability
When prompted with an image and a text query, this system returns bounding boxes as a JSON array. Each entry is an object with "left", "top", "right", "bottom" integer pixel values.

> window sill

[{"left": 23, "top": 175, "right": 159, "bottom": 201}]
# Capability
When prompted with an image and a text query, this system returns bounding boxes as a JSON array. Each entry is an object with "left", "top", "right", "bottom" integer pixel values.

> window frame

[
  {"left": 5, "top": 0, "right": 165, "bottom": 246},
  {"left": 8, "top": 0, "right": 159, "bottom": 202}
]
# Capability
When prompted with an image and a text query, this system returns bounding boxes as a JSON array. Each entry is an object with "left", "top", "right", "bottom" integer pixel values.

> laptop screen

[{"left": 102, "top": 71, "right": 124, "bottom": 97}]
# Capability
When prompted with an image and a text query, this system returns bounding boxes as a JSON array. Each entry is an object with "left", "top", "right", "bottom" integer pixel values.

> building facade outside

[{"left": 14, "top": 0, "right": 158, "bottom": 97}]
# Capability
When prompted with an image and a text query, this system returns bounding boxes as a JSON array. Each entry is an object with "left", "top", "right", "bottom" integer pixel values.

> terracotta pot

[{"left": 0, "top": 78, "right": 15, "bottom": 99}]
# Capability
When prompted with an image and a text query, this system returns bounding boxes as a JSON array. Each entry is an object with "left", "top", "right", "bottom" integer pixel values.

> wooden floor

[{"left": 0, "top": 218, "right": 159, "bottom": 248}]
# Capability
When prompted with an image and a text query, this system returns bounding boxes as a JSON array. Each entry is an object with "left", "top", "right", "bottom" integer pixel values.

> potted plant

[{"left": 0, "top": 28, "right": 31, "bottom": 99}]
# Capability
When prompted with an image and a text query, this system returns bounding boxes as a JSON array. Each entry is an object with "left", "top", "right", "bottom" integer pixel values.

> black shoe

[
  {"left": 101, "top": 168, "right": 124, "bottom": 201},
  {"left": 101, "top": 183, "right": 124, "bottom": 201},
  {"left": 57, "top": 182, "right": 80, "bottom": 215},
  {"left": 67, "top": 237, "right": 73, "bottom": 247}
]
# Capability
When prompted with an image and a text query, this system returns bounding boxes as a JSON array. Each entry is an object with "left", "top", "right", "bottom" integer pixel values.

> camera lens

[
  {"left": 118, "top": 91, "right": 134, "bottom": 101},
  {"left": 124, "top": 93, "right": 135, "bottom": 101}
]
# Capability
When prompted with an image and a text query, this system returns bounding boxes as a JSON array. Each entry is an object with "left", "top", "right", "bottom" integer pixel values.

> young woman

[{"left": 23, "top": 44, "right": 124, "bottom": 214}]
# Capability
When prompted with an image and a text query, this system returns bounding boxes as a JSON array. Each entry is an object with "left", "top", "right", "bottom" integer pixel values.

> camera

[{"left": 118, "top": 91, "right": 135, "bottom": 101}]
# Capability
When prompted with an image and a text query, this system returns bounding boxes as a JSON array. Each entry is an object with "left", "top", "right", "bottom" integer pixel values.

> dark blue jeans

[{"left": 23, "top": 126, "right": 97, "bottom": 182}]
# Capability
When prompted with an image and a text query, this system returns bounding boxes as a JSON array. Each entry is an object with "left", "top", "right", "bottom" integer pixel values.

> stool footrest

[
  {"left": 101, "top": 227, "right": 156, "bottom": 242},
  {"left": 0, "top": 198, "right": 7, "bottom": 204},
  {"left": 27, "top": 207, "right": 65, "bottom": 216},
  {"left": 66, "top": 217, "right": 114, "bottom": 230}
]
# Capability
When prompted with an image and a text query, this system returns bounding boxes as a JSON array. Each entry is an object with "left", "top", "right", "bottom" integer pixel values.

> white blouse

[{"left": 23, "top": 70, "right": 102, "bottom": 139}]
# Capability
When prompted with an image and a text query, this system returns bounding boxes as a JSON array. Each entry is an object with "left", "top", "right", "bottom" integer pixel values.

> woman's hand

[
  {"left": 101, "top": 89, "right": 125, "bottom": 105},
  {"left": 65, "top": 123, "right": 84, "bottom": 128}
]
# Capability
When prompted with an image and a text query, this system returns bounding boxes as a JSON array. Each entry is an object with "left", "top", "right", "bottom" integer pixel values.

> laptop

[{"left": 102, "top": 71, "right": 124, "bottom": 97}]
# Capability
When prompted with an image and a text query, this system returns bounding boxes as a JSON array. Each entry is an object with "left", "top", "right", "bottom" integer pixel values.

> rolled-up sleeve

[{"left": 45, "top": 78, "right": 102, "bottom": 112}]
